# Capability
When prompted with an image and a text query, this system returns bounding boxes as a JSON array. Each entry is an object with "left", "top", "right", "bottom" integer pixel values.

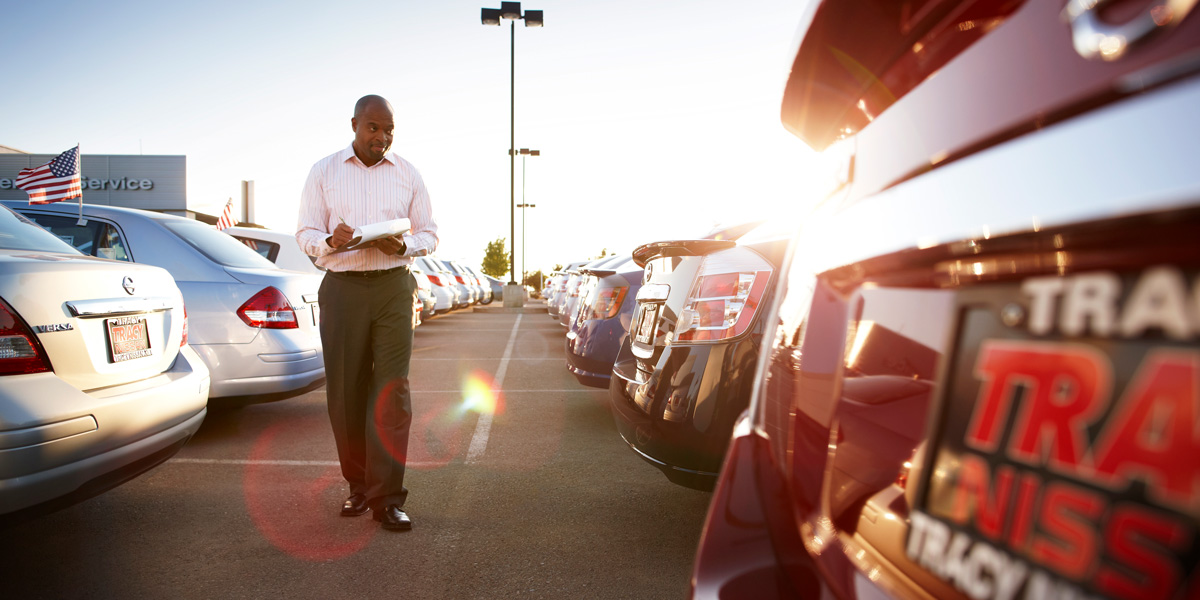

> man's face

[{"left": 351, "top": 101, "right": 394, "bottom": 166}]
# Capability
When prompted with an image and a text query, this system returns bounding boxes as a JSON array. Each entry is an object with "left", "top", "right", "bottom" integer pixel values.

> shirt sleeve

[
  {"left": 295, "top": 161, "right": 336, "bottom": 258},
  {"left": 401, "top": 170, "right": 439, "bottom": 257}
]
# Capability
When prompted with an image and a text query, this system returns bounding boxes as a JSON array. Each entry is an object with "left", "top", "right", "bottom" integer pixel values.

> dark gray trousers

[{"left": 319, "top": 267, "right": 416, "bottom": 509}]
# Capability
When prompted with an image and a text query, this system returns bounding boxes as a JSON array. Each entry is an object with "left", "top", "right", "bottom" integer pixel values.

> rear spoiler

[
  {"left": 579, "top": 268, "right": 617, "bottom": 277},
  {"left": 631, "top": 240, "right": 737, "bottom": 267},
  {"left": 780, "top": 0, "right": 1024, "bottom": 151}
]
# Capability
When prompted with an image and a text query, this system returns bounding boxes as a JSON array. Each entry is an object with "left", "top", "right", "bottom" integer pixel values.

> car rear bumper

[
  {"left": 205, "top": 363, "right": 325, "bottom": 398},
  {"left": 0, "top": 345, "right": 210, "bottom": 518},
  {"left": 192, "top": 341, "right": 324, "bottom": 399},
  {"left": 566, "top": 358, "right": 611, "bottom": 388},
  {"left": 565, "top": 318, "right": 626, "bottom": 388},
  {"left": 608, "top": 336, "right": 759, "bottom": 489}
]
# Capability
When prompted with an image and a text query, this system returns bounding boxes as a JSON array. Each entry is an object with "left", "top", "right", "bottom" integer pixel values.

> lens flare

[
  {"left": 243, "top": 417, "right": 376, "bottom": 561},
  {"left": 459, "top": 370, "right": 503, "bottom": 416},
  {"left": 405, "top": 395, "right": 467, "bottom": 470}
]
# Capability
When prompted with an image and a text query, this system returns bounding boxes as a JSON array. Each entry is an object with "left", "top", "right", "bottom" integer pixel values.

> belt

[{"left": 331, "top": 265, "right": 409, "bottom": 279}]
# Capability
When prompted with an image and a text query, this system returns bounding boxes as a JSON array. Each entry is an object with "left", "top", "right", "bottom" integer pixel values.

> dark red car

[{"left": 692, "top": 1, "right": 1200, "bottom": 599}]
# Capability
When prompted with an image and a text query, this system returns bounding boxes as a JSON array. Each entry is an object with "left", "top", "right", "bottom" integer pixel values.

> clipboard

[{"left": 332, "top": 218, "right": 411, "bottom": 253}]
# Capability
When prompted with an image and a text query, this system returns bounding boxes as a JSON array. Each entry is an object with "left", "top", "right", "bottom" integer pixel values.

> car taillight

[
  {"left": 237, "top": 286, "right": 298, "bottom": 329},
  {"left": 590, "top": 285, "right": 628, "bottom": 320},
  {"left": 675, "top": 249, "right": 772, "bottom": 342},
  {"left": 427, "top": 275, "right": 442, "bottom": 286},
  {"left": 896, "top": 456, "right": 914, "bottom": 490},
  {"left": 181, "top": 302, "right": 188, "bottom": 347},
  {"left": 455, "top": 275, "right": 466, "bottom": 284},
  {"left": 0, "top": 297, "right": 52, "bottom": 375}
]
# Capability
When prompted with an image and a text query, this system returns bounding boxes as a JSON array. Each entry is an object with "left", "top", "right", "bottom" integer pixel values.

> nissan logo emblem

[{"left": 122, "top": 276, "right": 136, "bottom": 295}]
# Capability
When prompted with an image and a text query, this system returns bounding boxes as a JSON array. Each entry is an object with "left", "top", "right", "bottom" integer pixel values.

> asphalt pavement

[{"left": 0, "top": 304, "right": 713, "bottom": 599}]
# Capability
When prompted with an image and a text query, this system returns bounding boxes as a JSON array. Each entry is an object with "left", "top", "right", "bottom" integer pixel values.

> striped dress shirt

[{"left": 296, "top": 145, "right": 439, "bottom": 272}]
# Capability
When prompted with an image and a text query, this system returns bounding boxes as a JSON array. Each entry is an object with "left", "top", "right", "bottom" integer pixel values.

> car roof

[
  {"left": 224, "top": 226, "right": 299, "bottom": 243},
  {"left": 0, "top": 200, "right": 194, "bottom": 223}
]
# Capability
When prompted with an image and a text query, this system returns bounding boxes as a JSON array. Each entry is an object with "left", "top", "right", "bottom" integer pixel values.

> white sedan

[
  {"left": 0, "top": 207, "right": 209, "bottom": 524},
  {"left": 223, "top": 225, "right": 324, "bottom": 274},
  {"left": 6, "top": 201, "right": 323, "bottom": 404}
]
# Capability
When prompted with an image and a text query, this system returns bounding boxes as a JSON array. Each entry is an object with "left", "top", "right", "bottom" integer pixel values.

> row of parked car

[
  {"left": 546, "top": 0, "right": 1200, "bottom": 597},
  {"left": 544, "top": 221, "right": 789, "bottom": 491},
  {"left": 0, "top": 199, "right": 490, "bottom": 525},
  {"left": 221, "top": 225, "right": 503, "bottom": 323}
]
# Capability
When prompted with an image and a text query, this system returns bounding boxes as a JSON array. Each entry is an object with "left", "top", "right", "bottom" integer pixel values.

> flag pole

[{"left": 76, "top": 144, "right": 86, "bottom": 226}]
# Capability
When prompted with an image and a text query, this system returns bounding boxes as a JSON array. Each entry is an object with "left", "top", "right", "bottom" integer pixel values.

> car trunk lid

[
  {"left": 0, "top": 252, "right": 183, "bottom": 392},
  {"left": 223, "top": 267, "right": 322, "bottom": 332}
]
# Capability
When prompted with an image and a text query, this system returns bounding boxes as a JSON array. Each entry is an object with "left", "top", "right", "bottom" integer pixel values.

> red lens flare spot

[{"left": 242, "top": 418, "right": 376, "bottom": 562}]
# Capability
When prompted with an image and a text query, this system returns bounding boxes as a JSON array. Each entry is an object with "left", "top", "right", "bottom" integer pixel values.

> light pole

[
  {"left": 512, "top": 147, "right": 539, "bottom": 287},
  {"left": 482, "top": 2, "right": 543, "bottom": 307}
]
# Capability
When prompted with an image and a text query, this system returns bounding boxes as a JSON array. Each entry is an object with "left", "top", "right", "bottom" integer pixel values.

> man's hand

[
  {"left": 328, "top": 223, "right": 355, "bottom": 249},
  {"left": 371, "top": 234, "right": 407, "bottom": 256}
]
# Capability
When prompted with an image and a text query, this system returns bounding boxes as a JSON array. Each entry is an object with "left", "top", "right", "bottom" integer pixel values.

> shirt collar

[{"left": 340, "top": 144, "right": 396, "bottom": 168}]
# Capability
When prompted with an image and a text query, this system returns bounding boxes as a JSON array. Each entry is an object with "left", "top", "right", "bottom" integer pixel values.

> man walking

[{"left": 296, "top": 94, "right": 438, "bottom": 531}]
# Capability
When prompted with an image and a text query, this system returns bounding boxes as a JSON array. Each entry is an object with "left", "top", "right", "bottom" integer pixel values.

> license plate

[
  {"left": 634, "top": 304, "right": 658, "bottom": 344},
  {"left": 106, "top": 316, "right": 151, "bottom": 362},
  {"left": 908, "top": 271, "right": 1199, "bottom": 600}
]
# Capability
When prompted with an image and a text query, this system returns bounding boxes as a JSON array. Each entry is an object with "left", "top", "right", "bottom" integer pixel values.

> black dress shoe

[
  {"left": 340, "top": 494, "right": 369, "bottom": 517},
  {"left": 372, "top": 504, "right": 412, "bottom": 531}
]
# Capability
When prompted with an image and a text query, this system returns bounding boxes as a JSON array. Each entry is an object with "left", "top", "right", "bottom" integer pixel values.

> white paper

[{"left": 334, "top": 218, "right": 411, "bottom": 253}]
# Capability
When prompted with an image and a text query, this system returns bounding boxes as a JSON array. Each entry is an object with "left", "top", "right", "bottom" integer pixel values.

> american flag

[
  {"left": 15, "top": 145, "right": 82, "bottom": 205},
  {"left": 217, "top": 199, "right": 239, "bottom": 230}
]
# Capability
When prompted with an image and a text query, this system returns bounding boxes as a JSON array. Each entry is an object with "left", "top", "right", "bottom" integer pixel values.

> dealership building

[{"left": 0, "top": 145, "right": 228, "bottom": 224}]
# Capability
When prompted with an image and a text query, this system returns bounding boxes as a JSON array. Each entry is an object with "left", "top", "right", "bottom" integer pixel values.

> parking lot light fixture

[
  {"left": 499, "top": 2, "right": 522, "bottom": 20},
  {"left": 481, "top": 2, "right": 543, "bottom": 304}
]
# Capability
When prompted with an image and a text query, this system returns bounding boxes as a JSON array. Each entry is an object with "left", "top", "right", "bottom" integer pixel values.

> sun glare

[{"left": 459, "top": 370, "right": 503, "bottom": 416}]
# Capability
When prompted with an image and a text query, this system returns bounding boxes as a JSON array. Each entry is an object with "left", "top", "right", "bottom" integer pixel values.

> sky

[{"left": 2, "top": 0, "right": 821, "bottom": 276}]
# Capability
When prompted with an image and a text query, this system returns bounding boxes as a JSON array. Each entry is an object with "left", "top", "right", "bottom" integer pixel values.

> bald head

[
  {"left": 354, "top": 95, "right": 393, "bottom": 120},
  {"left": 351, "top": 95, "right": 395, "bottom": 167}
]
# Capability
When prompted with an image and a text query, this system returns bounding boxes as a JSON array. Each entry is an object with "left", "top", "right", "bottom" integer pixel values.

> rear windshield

[
  {"left": 0, "top": 207, "right": 84, "bottom": 254},
  {"left": 416, "top": 257, "right": 446, "bottom": 274},
  {"left": 160, "top": 219, "right": 277, "bottom": 269}
]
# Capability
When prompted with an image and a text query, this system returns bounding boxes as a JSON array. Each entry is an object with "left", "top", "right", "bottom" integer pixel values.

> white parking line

[
  {"left": 172, "top": 314, "right": 583, "bottom": 469},
  {"left": 411, "top": 389, "right": 605, "bottom": 393},
  {"left": 466, "top": 314, "right": 522, "bottom": 464},
  {"left": 409, "top": 357, "right": 560, "bottom": 361},
  {"left": 170, "top": 458, "right": 438, "bottom": 468},
  {"left": 172, "top": 458, "right": 341, "bottom": 466}
]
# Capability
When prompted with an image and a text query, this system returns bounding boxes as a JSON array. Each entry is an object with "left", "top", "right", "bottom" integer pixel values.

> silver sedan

[
  {"left": 0, "top": 206, "right": 209, "bottom": 523},
  {"left": 4, "top": 201, "right": 324, "bottom": 404}
]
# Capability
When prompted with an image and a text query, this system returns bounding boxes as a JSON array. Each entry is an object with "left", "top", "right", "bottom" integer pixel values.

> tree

[
  {"left": 523, "top": 270, "right": 546, "bottom": 295},
  {"left": 481, "top": 237, "right": 511, "bottom": 279}
]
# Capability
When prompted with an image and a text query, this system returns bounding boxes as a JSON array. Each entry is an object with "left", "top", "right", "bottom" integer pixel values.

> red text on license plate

[{"left": 107, "top": 316, "right": 151, "bottom": 362}]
